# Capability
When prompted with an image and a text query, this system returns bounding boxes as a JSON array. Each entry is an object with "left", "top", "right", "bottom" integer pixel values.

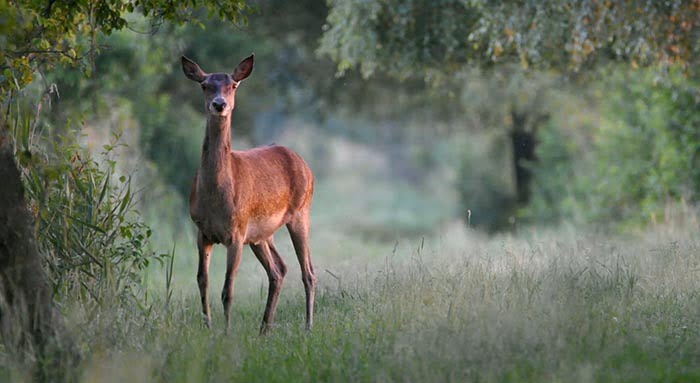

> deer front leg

[
  {"left": 197, "top": 232, "right": 213, "bottom": 328},
  {"left": 222, "top": 238, "right": 244, "bottom": 331}
]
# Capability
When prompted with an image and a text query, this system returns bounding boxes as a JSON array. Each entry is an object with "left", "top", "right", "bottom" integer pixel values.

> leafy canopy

[
  {"left": 319, "top": 0, "right": 700, "bottom": 80},
  {"left": 0, "top": 0, "right": 249, "bottom": 101}
]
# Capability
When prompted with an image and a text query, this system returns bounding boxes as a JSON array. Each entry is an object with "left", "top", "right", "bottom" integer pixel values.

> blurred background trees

[
  {"left": 319, "top": 0, "right": 700, "bottom": 78},
  {"left": 319, "top": 0, "right": 700, "bottom": 231}
]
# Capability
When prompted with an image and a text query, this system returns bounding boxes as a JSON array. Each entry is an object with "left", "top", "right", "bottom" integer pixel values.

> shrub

[
  {"left": 525, "top": 68, "right": 700, "bottom": 228},
  {"left": 11, "top": 103, "right": 163, "bottom": 306}
]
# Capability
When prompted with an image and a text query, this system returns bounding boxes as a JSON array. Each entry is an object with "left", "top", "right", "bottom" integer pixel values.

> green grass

[{"left": 6, "top": 222, "right": 700, "bottom": 382}]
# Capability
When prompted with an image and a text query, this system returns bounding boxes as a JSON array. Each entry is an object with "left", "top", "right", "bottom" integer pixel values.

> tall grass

[{"left": 5, "top": 221, "right": 697, "bottom": 382}]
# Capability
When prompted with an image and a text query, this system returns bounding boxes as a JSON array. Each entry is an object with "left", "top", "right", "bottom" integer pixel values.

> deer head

[{"left": 181, "top": 54, "right": 255, "bottom": 117}]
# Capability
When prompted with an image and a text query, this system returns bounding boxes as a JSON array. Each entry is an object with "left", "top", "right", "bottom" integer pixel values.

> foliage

[
  {"left": 319, "top": 0, "right": 700, "bottom": 80},
  {"left": 0, "top": 0, "right": 250, "bottom": 103},
  {"left": 319, "top": 0, "right": 482, "bottom": 80},
  {"left": 526, "top": 68, "right": 700, "bottom": 227},
  {"left": 11, "top": 101, "right": 164, "bottom": 305}
]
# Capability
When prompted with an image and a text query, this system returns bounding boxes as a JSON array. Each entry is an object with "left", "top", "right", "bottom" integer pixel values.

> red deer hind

[{"left": 181, "top": 54, "right": 316, "bottom": 333}]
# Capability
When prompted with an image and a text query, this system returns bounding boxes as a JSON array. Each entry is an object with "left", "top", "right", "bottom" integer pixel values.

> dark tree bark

[
  {"left": 0, "top": 123, "right": 76, "bottom": 380},
  {"left": 510, "top": 109, "right": 548, "bottom": 207}
]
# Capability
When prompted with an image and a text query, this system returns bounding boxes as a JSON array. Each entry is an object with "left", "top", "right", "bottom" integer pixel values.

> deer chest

[{"left": 190, "top": 189, "right": 238, "bottom": 245}]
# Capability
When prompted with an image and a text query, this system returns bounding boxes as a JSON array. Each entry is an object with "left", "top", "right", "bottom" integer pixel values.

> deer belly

[{"left": 245, "top": 210, "right": 287, "bottom": 244}]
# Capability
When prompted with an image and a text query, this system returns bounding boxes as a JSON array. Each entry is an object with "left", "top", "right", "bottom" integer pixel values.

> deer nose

[{"left": 211, "top": 99, "right": 227, "bottom": 112}]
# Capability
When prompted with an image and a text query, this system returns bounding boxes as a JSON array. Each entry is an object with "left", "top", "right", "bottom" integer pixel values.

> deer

[{"left": 181, "top": 54, "right": 316, "bottom": 334}]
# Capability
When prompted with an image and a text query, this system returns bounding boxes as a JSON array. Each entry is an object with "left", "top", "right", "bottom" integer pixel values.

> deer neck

[{"left": 200, "top": 114, "right": 234, "bottom": 189}]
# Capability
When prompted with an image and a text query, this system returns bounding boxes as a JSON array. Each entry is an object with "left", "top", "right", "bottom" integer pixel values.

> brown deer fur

[{"left": 182, "top": 54, "right": 316, "bottom": 333}]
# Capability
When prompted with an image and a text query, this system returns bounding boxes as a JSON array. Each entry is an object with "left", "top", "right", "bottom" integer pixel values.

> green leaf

[{"left": 69, "top": 215, "right": 107, "bottom": 234}]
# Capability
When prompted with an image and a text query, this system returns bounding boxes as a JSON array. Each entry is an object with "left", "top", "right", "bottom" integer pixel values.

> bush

[
  {"left": 525, "top": 68, "right": 700, "bottom": 228},
  {"left": 11, "top": 103, "right": 163, "bottom": 306}
]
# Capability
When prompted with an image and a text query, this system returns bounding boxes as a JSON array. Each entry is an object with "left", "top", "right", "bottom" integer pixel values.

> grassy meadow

[{"left": 20, "top": 219, "right": 700, "bottom": 382}]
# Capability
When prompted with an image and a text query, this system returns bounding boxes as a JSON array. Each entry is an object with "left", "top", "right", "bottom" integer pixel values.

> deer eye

[{"left": 200, "top": 83, "right": 209, "bottom": 90}]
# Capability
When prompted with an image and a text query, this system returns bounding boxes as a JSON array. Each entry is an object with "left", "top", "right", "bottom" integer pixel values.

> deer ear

[
  {"left": 181, "top": 56, "right": 207, "bottom": 82},
  {"left": 232, "top": 54, "right": 254, "bottom": 82}
]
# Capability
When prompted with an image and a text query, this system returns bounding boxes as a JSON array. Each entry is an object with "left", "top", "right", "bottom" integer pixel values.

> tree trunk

[
  {"left": 0, "top": 123, "right": 75, "bottom": 380},
  {"left": 510, "top": 109, "right": 548, "bottom": 207}
]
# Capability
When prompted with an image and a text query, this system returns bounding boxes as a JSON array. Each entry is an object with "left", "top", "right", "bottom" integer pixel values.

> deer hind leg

[
  {"left": 267, "top": 239, "right": 288, "bottom": 288},
  {"left": 222, "top": 239, "right": 244, "bottom": 331},
  {"left": 250, "top": 238, "right": 287, "bottom": 334},
  {"left": 287, "top": 212, "right": 316, "bottom": 330},
  {"left": 197, "top": 232, "right": 213, "bottom": 328}
]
